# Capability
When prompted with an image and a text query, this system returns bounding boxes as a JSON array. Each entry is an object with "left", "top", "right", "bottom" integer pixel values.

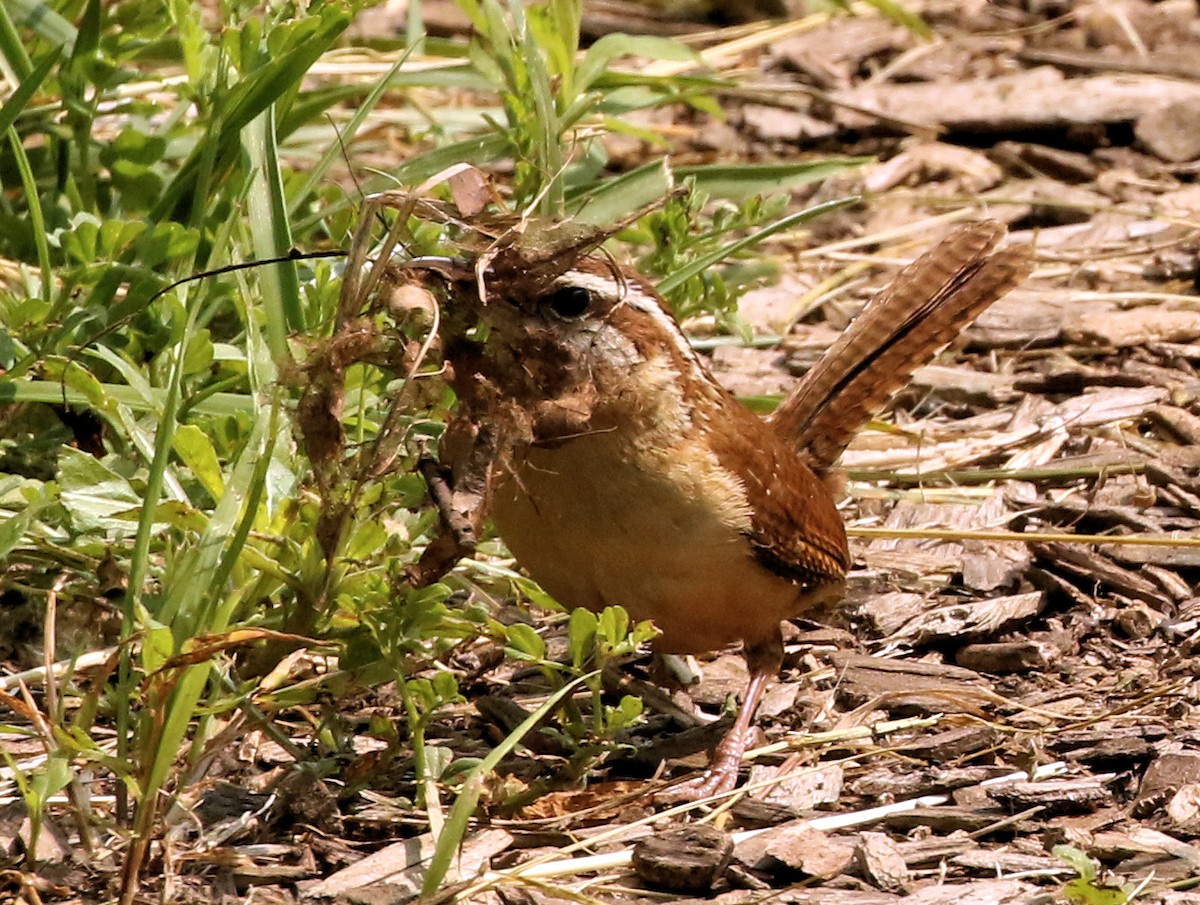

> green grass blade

[
  {"left": 153, "top": 9, "right": 349, "bottom": 221},
  {"left": 861, "top": 0, "right": 931, "bottom": 38},
  {"left": 0, "top": 379, "right": 254, "bottom": 418},
  {"left": 3, "top": 0, "right": 76, "bottom": 50},
  {"left": 421, "top": 673, "right": 593, "bottom": 896},
  {"left": 657, "top": 196, "right": 858, "bottom": 295},
  {"left": 218, "top": 9, "right": 350, "bottom": 141},
  {"left": 672, "top": 158, "right": 870, "bottom": 201},
  {"left": 7, "top": 128, "right": 52, "bottom": 306},
  {"left": 246, "top": 108, "right": 302, "bottom": 349},
  {"left": 288, "top": 49, "right": 415, "bottom": 217},
  {"left": 0, "top": 46, "right": 59, "bottom": 135},
  {"left": 570, "top": 157, "right": 672, "bottom": 226},
  {"left": 0, "top": 0, "right": 32, "bottom": 80}
]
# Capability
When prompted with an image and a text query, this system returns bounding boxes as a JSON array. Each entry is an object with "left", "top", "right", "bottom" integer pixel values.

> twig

[
  {"left": 1, "top": 648, "right": 115, "bottom": 691},
  {"left": 850, "top": 526, "right": 1200, "bottom": 547}
]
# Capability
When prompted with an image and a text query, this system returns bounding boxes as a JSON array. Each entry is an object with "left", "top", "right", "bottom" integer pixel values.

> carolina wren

[{"left": 406, "top": 220, "right": 1032, "bottom": 797}]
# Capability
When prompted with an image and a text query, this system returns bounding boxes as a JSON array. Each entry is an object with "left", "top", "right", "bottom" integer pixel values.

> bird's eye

[{"left": 543, "top": 285, "right": 593, "bottom": 320}]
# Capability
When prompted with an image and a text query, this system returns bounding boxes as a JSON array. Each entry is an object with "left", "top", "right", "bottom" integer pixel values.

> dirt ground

[{"left": 9, "top": 1, "right": 1200, "bottom": 903}]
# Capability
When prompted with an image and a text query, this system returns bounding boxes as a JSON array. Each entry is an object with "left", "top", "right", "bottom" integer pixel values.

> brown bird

[{"left": 408, "top": 220, "right": 1032, "bottom": 797}]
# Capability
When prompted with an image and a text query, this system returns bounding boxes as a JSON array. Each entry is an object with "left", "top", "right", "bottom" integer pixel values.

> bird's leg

[{"left": 659, "top": 630, "right": 783, "bottom": 802}]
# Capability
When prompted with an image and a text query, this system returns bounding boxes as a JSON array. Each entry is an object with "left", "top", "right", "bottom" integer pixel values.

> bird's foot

[
  {"left": 655, "top": 728, "right": 752, "bottom": 804},
  {"left": 656, "top": 763, "right": 741, "bottom": 804}
]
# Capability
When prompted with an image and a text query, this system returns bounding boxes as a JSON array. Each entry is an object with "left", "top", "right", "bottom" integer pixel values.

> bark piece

[
  {"left": 771, "top": 16, "right": 911, "bottom": 86},
  {"left": 1033, "top": 543, "right": 1166, "bottom": 607},
  {"left": 905, "top": 364, "right": 1019, "bottom": 406},
  {"left": 890, "top": 591, "right": 1045, "bottom": 647},
  {"left": 1065, "top": 735, "right": 1156, "bottom": 771},
  {"left": 737, "top": 823, "right": 855, "bottom": 879},
  {"left": 846, "top": 592, "right": 926, "bottom": 637},
  {"left": 956, "top": 639, "right": 1056, "bottom": 674},
  {"left": 895, "top": 727, "right": 997, "bottom": 762},
  {"left": 1065, "top": 308, "right": 1200, "bottom": 348},
  {"left": 1088, "top": 826, "right": 1200, "bottom": 870},
  {"left": 1136, "top": 753, "right": 1200, "bottom": 817},
  {"left": 1136, "top": 100, "right": 1200, "bottom": 162},
  {"left": 904, "top": 880, "right": 1039, "bottom": 905},
  {"left": 1115, "top": 603, "right": 1162, "bottom": 640},
  {"left": 687, "top": 888, "right": 901, "bottom": 905},
  {"left": 828, "top": 653, "right": 992, "bottom": 715},
  {"left": 970, "top": 288, "right": 1069, "bottom": 348},
  {"left": 747, "top": 762, "right": 844, "bottom": 810},
  {"left": 991, "top": 141, "right": 1099, "bottom": 183},
  {"left": 863, "top": 143, "right": 1003, "bottom": 195},
  {"left": 1167, "top": 784, "right": 1200, "bottom": 834},
  {"left": 952, "top": 848, "right": 1068, "bottom": 876},
  {"left": 884, "top": 807, "right": 1016, "bottom": 834},
  {"left": 1101, "top": 531, "right": 1200, "bottom": 569},
  {"left": 1150, "top": 405, "right": 1200, "bottom": 446},
  {"left": 855, "top": 832, "right": 909, "bottom": 893},
  {"left": 632, "top": 824, "right": 734, "bottom": 893},
  {"left": 988, "top": 779, "right": 1112, "bottom": 815}
]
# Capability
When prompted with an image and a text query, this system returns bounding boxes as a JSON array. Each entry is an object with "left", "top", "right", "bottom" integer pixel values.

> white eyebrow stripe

[
  {"left": 557, "top": 269, "right": 626, "bottom": 304},
  {"left": 621, "top": 282, "right": 707, "bottom": 369}
]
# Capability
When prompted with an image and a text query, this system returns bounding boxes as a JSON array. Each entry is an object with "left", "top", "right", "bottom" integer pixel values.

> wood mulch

[{"left": 7, "top": 1, "right": 1200, "bottom": 903}]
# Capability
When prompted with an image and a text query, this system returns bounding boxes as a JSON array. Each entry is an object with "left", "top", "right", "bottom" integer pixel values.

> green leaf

[
  {"left": 431, "top": 670, "right": 459, "bottom": 703},
  {"left": 608, "top": 694, "right": 643, "bottom": 731},
  {"left": 505, "top": 623, "right": 545, "bottom": 661},
  {"left": 1062, "top": 880, "right": 1130, "bottom": 905},
  {"left": 571, "top": 157, "right": 673, "bottom": 226},
  {"left": 57, "top": 447, "right": 142, "bottom": 533},
  {"left": 1053, "top": 845, "right": 1098, "bottom": 882},
  {"left": 141, "top": 622, "right": 174, "bottom": 674},
  {"left": 172, "top": 424, "right": 224, "bottom": 500},
  {"left": 219, "top": 9, "right": 350, "bottom": 139},
  {"left": 0, "top": 481, "right": 55, "bottom": 559},
  {"left": 70, "top": 0, "right": 100, "bottom": 60},
  {"left": 576, "top": 34, "right": 698, "bottom": 97},
  {"left": 861, "top": 0, "right": 931, "bottom": 39},
  {"left": 567, "top": 607, "right": 597, "bottom": 669},
  {"left": 597, "top": 605, "right": 628, "bottom": 646}
]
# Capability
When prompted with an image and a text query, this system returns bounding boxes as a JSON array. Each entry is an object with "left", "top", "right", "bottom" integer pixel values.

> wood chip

[
  {"left": 1136, "top": 99, "right": 1200, "bottom": 162},
  {"left": 632, "top": 824, "right": 733, "bottom": 893},
  {"left": 828, "top": 653, "right": 993, "bottom": 715},
  {"left": 855, "top": 832, "right": 909, "bottom": 893},
  {"left": 894, "top": 727, "right": 997, "bottom": 762},
  {"left": 901, "top": 880, "right": 1041, "bottom": 905},
  {"left": 747, "top": 762, "right": 844, "bottom": 811},
  {"left": 955, "top": 639, "right": 1057, "bottom": 674},
  {"left": 304, "top": 828, "right": 513, "bottom": 902},
  {"left": 884, "top": 806, "right": 1018, "bottom": 834},
  {"left": 889, "top": 592, "right": 1045, "bottom": 647},
  {"left": 1033, "top": 543, "right": 1166, "bottom": 607},
  {"left": 988, "top": 778, "right": 1112, "bottom": 815},
  {"left": 952, "top": 848, "right": 1068, "bottom": 876},
  {"left": 737, "top": 823, "right": 855, "bottom": 879},
  {"left": 1136, "top": 753, "right": 1200, "bottom": 817}
]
